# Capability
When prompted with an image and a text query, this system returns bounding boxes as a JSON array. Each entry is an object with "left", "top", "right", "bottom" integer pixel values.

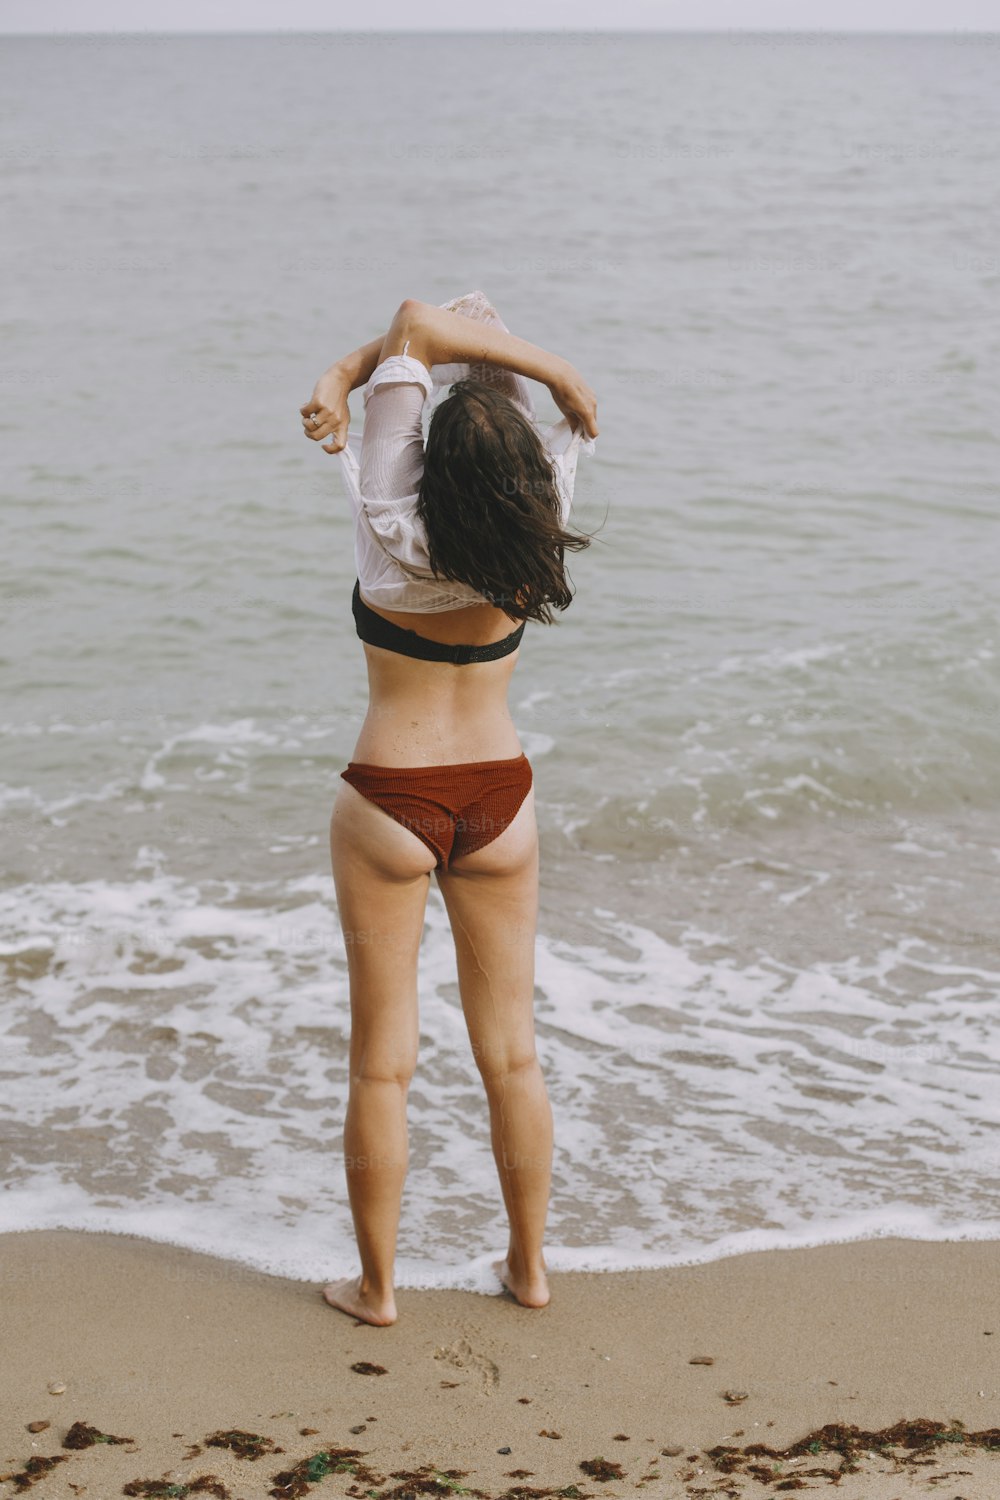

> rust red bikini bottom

[{"left": 339, "top": 753, "right": 533, "bottom": 873}]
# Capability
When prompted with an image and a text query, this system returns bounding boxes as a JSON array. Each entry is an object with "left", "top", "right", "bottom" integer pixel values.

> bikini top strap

[{"left": 352, "top": 579, "right": 525, "bottom": 664}]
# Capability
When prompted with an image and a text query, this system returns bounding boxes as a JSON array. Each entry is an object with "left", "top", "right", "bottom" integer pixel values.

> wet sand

[{"left": 1, "top": 1230, "right": 999, "bottom": 1497}]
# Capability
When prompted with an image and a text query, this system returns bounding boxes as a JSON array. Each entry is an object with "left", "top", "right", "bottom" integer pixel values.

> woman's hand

[
  {"left": 300, "top": 365, "right": 351, "bottom": 454},
  {"left": 546, "top": 361, "right": 599, "bottom": 440}
]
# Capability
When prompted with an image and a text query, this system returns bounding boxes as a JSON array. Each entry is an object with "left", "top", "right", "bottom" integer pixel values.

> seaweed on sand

[
  {"left": 203, "top": 1428, "right": 283, "bottom": 1461},
  {"left": 705, "top": 1416, "right": 1000, "bottom": 1483},
  {"left": 63, "top": 1420, "right": 134, "bottom": 1448},
  {"left": 121, "top": 1478, "right": 229, "bottom": 1498},
  {"left": 0, "top": 1454, "right": 71, "bottom": 1491}
]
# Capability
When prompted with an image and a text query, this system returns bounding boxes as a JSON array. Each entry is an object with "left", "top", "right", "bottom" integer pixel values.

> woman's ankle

[{"left": 505, "top": 1246, "right": 547, "bottom": 1280}]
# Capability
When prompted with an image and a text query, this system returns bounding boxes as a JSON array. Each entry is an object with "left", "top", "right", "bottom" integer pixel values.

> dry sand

[{"left": 1, "top": 1230, "right": 999, "bottom": 1497}]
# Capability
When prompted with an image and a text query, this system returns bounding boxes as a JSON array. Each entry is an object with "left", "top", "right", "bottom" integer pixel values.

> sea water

[{"left": 2, "top": 30, "right": 999, "bottom": 1287}]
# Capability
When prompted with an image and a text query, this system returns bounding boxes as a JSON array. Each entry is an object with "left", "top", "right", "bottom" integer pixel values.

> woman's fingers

[
  {"left": 300, "top": 404, "right": 347, "bottom": 451},
  {"left": 302, "top": 381, "right": 350, "bottom": 448},
  {"left": 302, "top": 409, "right": 334, "bottom": 438},
  {"left": 566, "top": 400, "right": 599, "bottom": 440},
  {"left": 549, "top": 367, "right": 599, "bottom": 440},
  {"left": 571, "top": 396, "right": 599, "bottom": 439}
]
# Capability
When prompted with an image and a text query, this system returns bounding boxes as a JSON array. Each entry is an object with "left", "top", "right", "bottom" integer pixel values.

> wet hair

[{"left": 416, "top": 377, "right": 595, "bottom": 626}]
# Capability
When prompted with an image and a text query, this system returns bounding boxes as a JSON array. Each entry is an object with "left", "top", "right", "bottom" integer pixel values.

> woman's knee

[
  {"left": 350, "top": 1051, "right": 417, "bottom": 1089},
  {"left": 474, "top": 1043, "right": 540, "bottom": 1093},
  {"left": 349, "top": 1014, "right": 419, "bottom": 1087}
]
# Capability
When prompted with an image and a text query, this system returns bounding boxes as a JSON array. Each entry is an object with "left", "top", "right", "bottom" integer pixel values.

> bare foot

[
  {"left": 321, "top": 1274, "right": 397, "bottom": 1326},
  {"left": 492, "top": 1256, "right": 550, "bottom": 1309}
]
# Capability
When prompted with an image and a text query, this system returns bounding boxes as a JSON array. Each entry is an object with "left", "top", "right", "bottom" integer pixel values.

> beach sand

[{"left": 1, "top": 1231, "right": 998, "bottom": 1497}]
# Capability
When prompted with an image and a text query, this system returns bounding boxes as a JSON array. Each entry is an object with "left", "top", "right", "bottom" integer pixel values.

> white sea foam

[{"left": 2, "top": 869, "right": 999, "bottom": 1286}]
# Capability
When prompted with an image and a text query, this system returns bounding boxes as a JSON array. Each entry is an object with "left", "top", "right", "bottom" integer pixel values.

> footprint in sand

[{"left": 433, "top": 1336, "right": 500, "bottom": 1393}]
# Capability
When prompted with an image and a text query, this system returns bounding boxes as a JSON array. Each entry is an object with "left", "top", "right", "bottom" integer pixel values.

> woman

[{"left": 300, "top": 291, "right": 599, "bottom": 1326}]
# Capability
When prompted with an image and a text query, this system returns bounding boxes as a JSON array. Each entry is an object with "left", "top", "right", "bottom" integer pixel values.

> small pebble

[
  {"left": 661, "top": 1446, "right": 684, "bottom": 1457},
  {"left": 47, "top": 1382, "right": 66, "bottom": 1396},
  {"left": 349, "top": 1424, "right": 367, "bottom": 1434},
  {"left": 497, "top": 1446, "right": 511, "bottom": 1454},
  {"left": 27, "top": 1421, "right": 50, "bottom": 1434},
  {"left": 299, "top": 1428, "right": 319, "bottom": 1436},
  {"left": 689, "top": 1356, "right": 714, "bottom": 1366}
]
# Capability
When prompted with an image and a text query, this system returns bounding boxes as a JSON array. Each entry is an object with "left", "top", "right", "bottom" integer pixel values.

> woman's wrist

[
  {"left": 542, "top": 354, "right": 574, "bottom": 392},
  {"left": 328, "top": 335, "right": 387, "bottom": 394}
]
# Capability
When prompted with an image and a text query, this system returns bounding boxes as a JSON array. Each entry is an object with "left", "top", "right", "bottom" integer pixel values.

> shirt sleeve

[
  {"left": 541, "top": 418, "right": 598, "bottom": 528},
  {"left": 358, "top": 341, "right": 434, "bottom": 506}
]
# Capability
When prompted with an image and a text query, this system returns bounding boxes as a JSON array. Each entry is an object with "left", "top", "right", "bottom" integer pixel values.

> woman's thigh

[
  {"left": 432, "top": 788, "right": 539, "bottom": 1082},
  {"left": 330, "top": 779, "right": 437, "bottom": 1078}
]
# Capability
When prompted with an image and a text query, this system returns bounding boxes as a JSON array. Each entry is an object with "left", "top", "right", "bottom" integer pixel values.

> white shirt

[{"left": 335, "top": 290, "right": 597, "bottom": 614}]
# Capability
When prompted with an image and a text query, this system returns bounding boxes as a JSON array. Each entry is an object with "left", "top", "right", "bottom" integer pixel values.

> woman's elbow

[{"left": 394, "top": 298, "right": 427, "bottom": 328}]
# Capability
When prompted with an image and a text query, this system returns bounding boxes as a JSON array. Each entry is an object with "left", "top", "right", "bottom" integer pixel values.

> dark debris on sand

[
  {"left": 497, "top": 1487, "right": 587, "bottom": 1499},
  {"left": 269, "top": 1444, "right": 372, "bottom": 1499},
  {"left": 62, "top": 1419, "right": 134, "bottom": 1449},
  {"left": 122, "top": 1478, "right": 230, "bottom": 1498},
  {"left": 369, "top": 1466, "right": 588, "bottom": 1500},
  {"left": 0, "top": 1454, "right": 71, "bottom": 1491},
  {"left": 705, "top": 1416, "right": 1000, "bottom": 1483},
  {"left": 351, "top": 1362, "right": 388, "bottom": 1376},
  {"left": 266, "top": 1443, "right": 597, "bottom": 1500},
  {"left": 0, "top": 1424, "right": 620, "bottom": 1500},
  {"left": 380, "top": 1464, "right": 487, "bottom": 1500},
  {"left": 577, "top": 1459, "right": 624, "bottom": 1482},
  {"left": 204, "top": 1428, "right": 283, "bottom": 1461}
]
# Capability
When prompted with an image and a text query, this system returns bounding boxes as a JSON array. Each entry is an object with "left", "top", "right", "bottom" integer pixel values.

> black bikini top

[{"left": 352, "top": 579, "right": 526, "bottom": 665}]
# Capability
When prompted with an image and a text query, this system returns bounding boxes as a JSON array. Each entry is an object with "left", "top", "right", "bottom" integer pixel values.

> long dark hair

[{"left": 416, "top": 378, "right": 594, "bottom": 626}]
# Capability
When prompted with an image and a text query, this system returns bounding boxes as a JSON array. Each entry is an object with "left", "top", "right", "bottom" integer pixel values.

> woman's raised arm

[
  {"left": 301, "top": 297, "right": 599, "bottom": 454},
  {"left": 387, "top": 299, "right": 558, "bottom": 388},
  {"left": 393, "top": 300, "right": 599, "bottom": 439}
]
